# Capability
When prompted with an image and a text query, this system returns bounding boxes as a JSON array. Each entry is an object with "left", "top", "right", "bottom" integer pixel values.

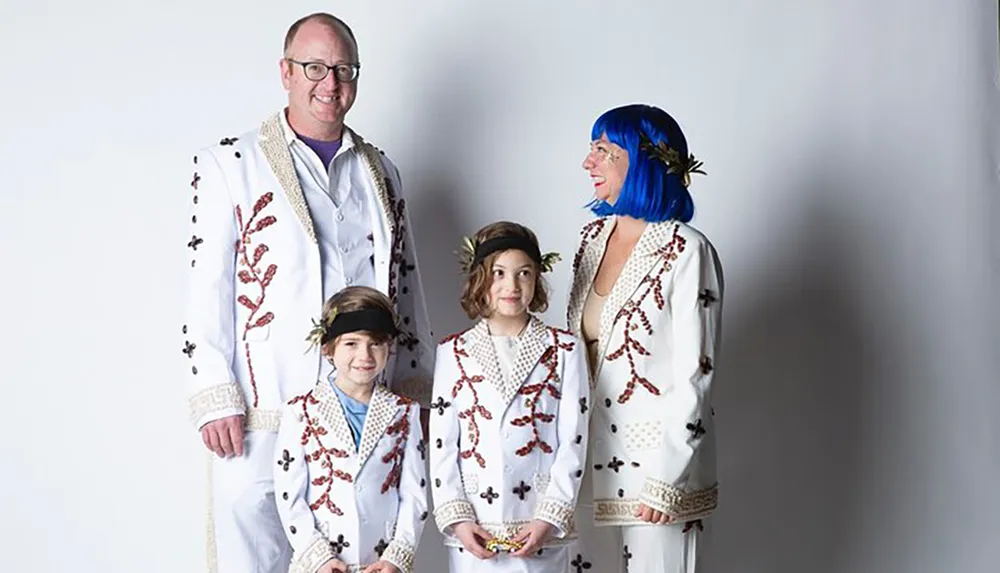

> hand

[
  {"left": 200, "top": 414, "right": 245, "bottom": 458},
  {"left": 634, "top": 503, "right": 673, "bottom": 524},
  {"left": 317, "top": 558, "right": 348, "bottom": 573},
  {"left": 419, "top": 408, "right": 430, "bottom": 441},
  {"left": 452, "top": 521, "right": 496, "bottom": 560},
  {"left": 363, "top": 560, "right": 400, "bottom": 573},
  {"left": 510, "top": 519, "right": 555, "bottom": 557}
]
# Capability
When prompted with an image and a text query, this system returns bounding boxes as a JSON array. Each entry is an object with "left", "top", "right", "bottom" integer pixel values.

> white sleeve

[
  {"left": 382, "top": 404, "right": 428, "bottom": 573},
  {"left": 183, "top": 149, "right": 244, "bottom": 429}
]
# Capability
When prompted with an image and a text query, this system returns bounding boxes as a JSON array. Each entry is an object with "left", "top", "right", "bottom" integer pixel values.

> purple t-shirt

[{"left": 298, "top": 133, "right": 342, "bottom": 169}]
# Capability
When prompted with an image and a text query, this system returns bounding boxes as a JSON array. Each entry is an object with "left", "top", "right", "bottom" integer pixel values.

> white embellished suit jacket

[
  {"left": 274, "top": 383, "right": 428, "bottom": 573},
  {"left": 429, "top": 317, "right": 590, "bottom": 547},
  {"left": 566, "top": 218, "right": 724, "bottom": 526},
  {"left": 182, "top": 111, "right": 434, "bottom": 432}
]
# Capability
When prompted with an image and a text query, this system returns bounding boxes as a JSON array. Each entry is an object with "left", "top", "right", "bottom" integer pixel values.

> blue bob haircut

[{"left": 588, "top": 104, "right": 696, "bottom": 223}]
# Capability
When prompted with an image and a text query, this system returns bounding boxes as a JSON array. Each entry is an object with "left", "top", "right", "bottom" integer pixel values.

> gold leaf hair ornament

[
  {"left": 639, "top": 132, "right": 706, "bottom": 188},
  {"left": 304, "top": 307, "right": 338, "bottom": 354},
  {"left": 539, "top": 252, "right": 562, "bottom": 273},
  {"left": 455, "top": 235, "right": 477, "bottom": 274}
]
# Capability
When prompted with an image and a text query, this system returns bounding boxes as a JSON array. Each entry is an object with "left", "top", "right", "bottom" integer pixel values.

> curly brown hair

[
  {"left": 319, "top": 286, "right": 398, "bottom": 356},
  {"left": 459, "top": 221, "right": 549, "bottom": 319}
]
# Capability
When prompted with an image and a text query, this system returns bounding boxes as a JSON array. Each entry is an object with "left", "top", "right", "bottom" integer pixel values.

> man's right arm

[{"left": 183, "top": 149, "right": 245, "bottom": 451}]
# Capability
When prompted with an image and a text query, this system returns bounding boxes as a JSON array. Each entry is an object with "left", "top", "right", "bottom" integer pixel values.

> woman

[{"left": 566, "top": 104, "right": 724, "bottom": 573}]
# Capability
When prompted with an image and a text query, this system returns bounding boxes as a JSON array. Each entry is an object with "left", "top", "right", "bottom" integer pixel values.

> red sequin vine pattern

[
  {"left": 235, "top": 192, "right": 277, "bottom": 407},
  {"left": 380, "top": 397, "right": 414, "bottom": 493},
  {"left": 445, "top": 333, "right": 493, "bottom": 469},
  {"left": 512, "top": 328, "right": 575, "bottom": 456},
  {"left": 290, "top": 392, "right": 352, "bottom": 516},
  {"left": 606, "top": 225, "right": 687, "bottom": 404}
]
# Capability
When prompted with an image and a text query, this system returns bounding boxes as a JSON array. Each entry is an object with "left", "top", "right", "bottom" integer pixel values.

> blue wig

[{"left": 588, "top": 104, "right": 696, "bottom": 223}]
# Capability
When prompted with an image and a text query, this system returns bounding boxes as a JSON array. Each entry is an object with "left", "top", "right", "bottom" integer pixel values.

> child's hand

[
  {"left": 317, "top": 558, "right": 348, "bottom": 573},
  {"left": 510, "top": 519, "right": 555, "bottom": 557},
  {"left": 634, "top": 502, "right": 674, "bottom": 524},
  {"left": 362, "top": 560, "right": 400, "bottom": 573},
  {"left": 452, "top": 521, "right": 496, "bottom": 560}
]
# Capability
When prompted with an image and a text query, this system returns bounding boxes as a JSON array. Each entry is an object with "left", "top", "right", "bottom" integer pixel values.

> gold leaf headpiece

[{"left": 639, "top": 132, "right": 706, "bottom": 188}]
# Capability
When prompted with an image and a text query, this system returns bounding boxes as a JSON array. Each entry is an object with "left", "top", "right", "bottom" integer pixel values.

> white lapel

[
  {"left": 313, "top": 381, "right": 355, "bottom": 452},
  {"left": 258, "top": 113, "right": 317, "bottom": 244},
  {"left": 593, "top": 221, "right": 676, "bottom": 380},
  {"left": 464, "top": 320, "right": 505, "bottom": 400},
  {"left": 567, "top": 218, "right": 613, "bottom": 336},
  {"left": 356, "top": 384, "right": 402, "bottom": 471},
  {"left": 354, "top": 137, "right": 396, "bottom": 297}
]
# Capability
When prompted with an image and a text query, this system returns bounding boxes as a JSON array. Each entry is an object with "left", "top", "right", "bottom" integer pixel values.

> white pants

[
  {"left": 208, "top": 430, "right": 293, "bottom": 573},
  {"left": 568, "top": 506, "right": 703, "bottom": 573},
  {"left": 448, "top": 546, "right": 569, "bottom": 573}
]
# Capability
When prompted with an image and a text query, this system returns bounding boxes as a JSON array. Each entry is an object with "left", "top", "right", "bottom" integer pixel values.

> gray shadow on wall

[{"left": 704, "top": 181, "right": 873, "bottom": 573}]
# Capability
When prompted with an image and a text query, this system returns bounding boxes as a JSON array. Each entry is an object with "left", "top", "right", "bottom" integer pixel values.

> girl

[
  {"left": 567, "top": 103, "right": 723, "bottom": 573},
  {"left": 429, "top": 222, "right": 590, "bottom": 573},
  {"left": 274, "top": 286, "right": 427, "bottom": 573}
]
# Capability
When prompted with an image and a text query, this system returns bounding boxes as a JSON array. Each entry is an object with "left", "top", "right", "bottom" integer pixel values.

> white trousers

[
  {"left": 208, "top": 430, "right": 293, "bottom": 573},
  {"left": 567, "top": 503, "right": 703, "bottom": 573},
  {"left": 448, "top": 546, "right": 570, "bottom": 573}
]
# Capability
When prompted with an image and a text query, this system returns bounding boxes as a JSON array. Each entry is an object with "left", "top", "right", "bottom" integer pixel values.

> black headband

[
  {"left": 321, "top": 308, "right": 399, "bottom": 344},
  {"left": 471, "top": 236, "right": 542, "bottom": 269}
]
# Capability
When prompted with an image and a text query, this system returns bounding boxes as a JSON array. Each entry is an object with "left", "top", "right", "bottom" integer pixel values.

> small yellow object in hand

[{"left": 485, "top": 537, "right": 524, "bottom": 553}]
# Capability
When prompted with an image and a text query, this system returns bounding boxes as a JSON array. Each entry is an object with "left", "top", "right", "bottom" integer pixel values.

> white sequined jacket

[
  {"left": 429, "top": 317, "right": 590, "bottom": 547},
  {"left": 566, "top": 218, "right": 724, "bottom": 526},
  {"left": 274, "top": 383, "right": 427, "bottom": 573},
  {"left": 181, "top": 111, "right": 434, "bottom": 433}
]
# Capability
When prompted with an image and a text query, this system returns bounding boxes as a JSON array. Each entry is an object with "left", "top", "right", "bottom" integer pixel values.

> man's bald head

[{"left": 283, "top": 13, "right": 358, "bottom": 60}]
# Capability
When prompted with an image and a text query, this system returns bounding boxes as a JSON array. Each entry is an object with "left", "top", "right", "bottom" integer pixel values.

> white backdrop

[{"left": 0, "top": 1, "right": 997, "bottom": 572}]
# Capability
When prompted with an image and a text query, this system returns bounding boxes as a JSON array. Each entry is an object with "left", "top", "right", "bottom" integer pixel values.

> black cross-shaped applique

[
  {"left": 607, "top": 457, "right": 625, "bottom": 473},
  {"left": 182, "top": 341, "right": 196, "bottom": 358},
  {"left": 686, "top": 419, "right": 706, "bottom": 439},
  {"left": 220, "top": 137, "right": 239, "bottom": 146},
  {"left": 579, "top": 397, "right": 589, "bottom": 414},
  {"left": 416, "top": 440, "right": 426, "bottom": 460},
  {"left": 278, "top": 450, "right": 294, "bottom": 471},
  {"left": 623, "top": 545, "right": 633, "bottom": 569},
  {"left": 400, "top": 261, "right": 415, "bottom": 277},
  {"left": 329, "top": 534, "right": 350, "bottom": 554},
  {"left": 571, "top": 554, "right": 593, "bottom": 571},
  {"left": 699, "top": 356, "right": 713, "bottom": 375},
  {"left": 188, "top": 235, "right": 204, "bottom": 251},
  {"left": 400, "top": 334, "right": 418, "bottom": 352},
  {"left": 374, "top": 538, "right": 388, "bottom": 557},
  {"left": 683, "top": 519, "right": 704, "bottom": 533},
  {"left": 431, "top": 396, "right": 451, "bottom": 415},
  {"left": 480, "top": 487, "right": 499, "bottom": 504},
  {"left": 698, "top": 289, "right": 717, "bottom": 308},
  {"left": 191, "top": 172, "right": 200, "bottom": 190},
  {"left": 512, "top": 481, "right": 532, "bottom": 500}
]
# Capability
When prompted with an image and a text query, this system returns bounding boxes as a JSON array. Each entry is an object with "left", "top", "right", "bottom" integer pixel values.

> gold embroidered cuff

[
  {"left": 392, "top": 375, "right": 432, "bottom": 408},
  {"left": 246, "top": 408, "right": 281, "bottom": 432},
  {"left": 290, "top": 536, "right": 336, "bottom": 573},
  {"left": 382, "top": 539, "right": 415, "bottom": 573},
  {"left": 189, "top": 383, "right": 246, "bottom": 428},
  {"left": 434, "top": 499, "right": 477, "bottom": 533},
  {"left": 639, "top": 479, "right": 718, "bottom": 520},
  {"left": 533, "top": 496, "right": 575, "bottom": 536}
]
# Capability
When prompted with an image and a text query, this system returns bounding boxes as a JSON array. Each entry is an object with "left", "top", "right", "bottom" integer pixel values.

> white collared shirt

[{"left": 278, "top": 111, "right": 375, "bottom": 302}]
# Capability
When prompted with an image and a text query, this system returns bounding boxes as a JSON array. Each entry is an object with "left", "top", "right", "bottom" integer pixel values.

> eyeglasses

[{"left": 286, "top": 59, "right": 361, "bottom": 83}]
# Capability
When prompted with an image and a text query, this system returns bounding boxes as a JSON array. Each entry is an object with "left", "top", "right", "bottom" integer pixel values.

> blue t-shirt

[{"left": 329, "top": 379, "right": 369, "bottom": 450}]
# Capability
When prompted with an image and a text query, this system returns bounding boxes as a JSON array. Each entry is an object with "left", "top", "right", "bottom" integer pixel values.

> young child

[
  {"left": 274, "top": 286, "right": 428, "bottom": 573},
  {"left": 429, "top": 222, "right": 590, "bottom": 573}
]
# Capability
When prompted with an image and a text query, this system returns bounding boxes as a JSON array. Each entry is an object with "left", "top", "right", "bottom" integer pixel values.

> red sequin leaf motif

[
  {"left": 235, "top": 192, "right": 278, "bottom": 408},
  {"left": 386, "top": 194, "right": 406, "bottom": 305},
  {"left": 512, "top": 331, "right": 574, "bottom": 456},
  {"left": 290, "top": 392, "right": 352, "bottom": 516},
  {"left": 452, "top": 338, "right": 492, "bottom": 469},
  {"left": 609, "top": 226, "right": 687, "bottom": 404},
  {"left": 380, "top": 399, "right": 413, "bottom": 493},
  {"left": 572, "top": 219, "right": 607, "bottom": 275}
]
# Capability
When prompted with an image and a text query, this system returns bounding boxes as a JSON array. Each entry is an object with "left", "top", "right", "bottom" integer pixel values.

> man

[{"left": 182, "top": 13, "right": 434, "bottom": 573}]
